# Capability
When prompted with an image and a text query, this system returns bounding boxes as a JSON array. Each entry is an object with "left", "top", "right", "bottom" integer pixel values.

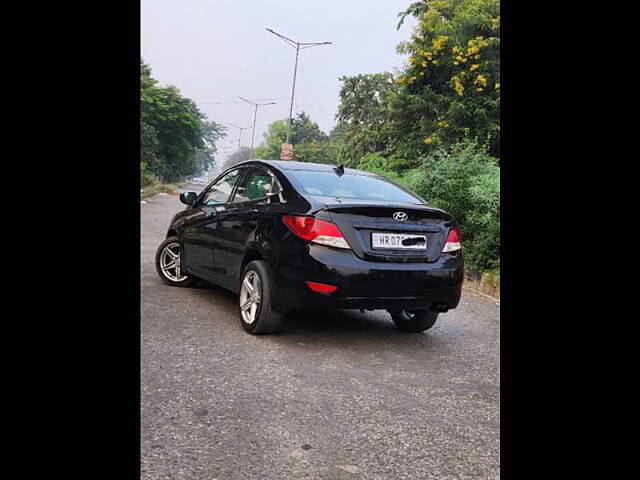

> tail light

[
  {"left": 282, "top": 215, "right": 351, "bottom": 249},
  {"left": 442, "top": 227, "right": 462, "bottom": 252},
  {"left": 305, "top": 281, "right": 338, "bottom": 294}
]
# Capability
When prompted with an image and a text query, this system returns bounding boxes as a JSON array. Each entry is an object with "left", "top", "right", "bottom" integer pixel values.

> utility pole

[
  {"left": 266, "top": 28, "right": 331, "bottom": 145},
  {"left": 228, "top": 123, "right": 252, "bottom": 156},
  {"left": 238, "top": 97, "right": 277, "bottom": 158}
]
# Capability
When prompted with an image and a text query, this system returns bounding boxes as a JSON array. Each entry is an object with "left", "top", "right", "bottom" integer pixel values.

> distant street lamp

[
  {"left": 228, "top": 123, "right": 252, "bottom": 155},
  {"left": 238, "top": 97, "right": 277, "bottom": 158}
]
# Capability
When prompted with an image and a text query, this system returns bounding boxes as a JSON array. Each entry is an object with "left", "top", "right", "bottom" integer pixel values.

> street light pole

[
  {"left": 266, "top": 28, "right": 331, "bottom": 145},
  {"left": 228, "top": 123, "right": 252, "bottom": 156},
  {"left": 238, "top": 97, "right": 277, "bottom": 158},
  {"left": 287, "top": 45, "right": 300, "bottom": 144}
]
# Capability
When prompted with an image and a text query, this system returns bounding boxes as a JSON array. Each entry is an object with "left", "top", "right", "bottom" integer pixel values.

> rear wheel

[
  {"left": 388, "top": 309, "right": 438, "bottom": 333},
  {"left": 239, "top": 260, "right": 283, "bottom": 334},
  {"left": 155, "top": 236, "right": 198, "bottom": 287}
]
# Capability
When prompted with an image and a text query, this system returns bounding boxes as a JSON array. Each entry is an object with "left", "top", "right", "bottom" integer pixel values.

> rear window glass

[{"left": 289, "top": 170, "right": 422, "bottom": 203}]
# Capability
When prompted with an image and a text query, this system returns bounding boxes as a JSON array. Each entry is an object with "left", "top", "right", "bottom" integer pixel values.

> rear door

[
  {"left": 213, "top": 166, "right": 281, "bottom": 287},
  {"left": 182, "top": 168, "right": 244, "bottom": 279}
]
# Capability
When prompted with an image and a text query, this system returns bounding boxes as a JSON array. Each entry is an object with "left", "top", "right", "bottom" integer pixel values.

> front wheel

[
  {"left": 388, "top": 309, "right": 439, "bottom": 333},
  {"left": 155, "top": 236, "right": 198, "bottom": 287}
]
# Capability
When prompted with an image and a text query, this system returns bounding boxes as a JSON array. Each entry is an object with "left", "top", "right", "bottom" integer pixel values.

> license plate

[{"left": 371, "top": 232, "right": 427, "bottom": 250}]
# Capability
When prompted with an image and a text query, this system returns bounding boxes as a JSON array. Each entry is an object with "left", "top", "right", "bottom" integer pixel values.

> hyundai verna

[{"left": 155, "top": 160, "right": 463, "bottom": 334}]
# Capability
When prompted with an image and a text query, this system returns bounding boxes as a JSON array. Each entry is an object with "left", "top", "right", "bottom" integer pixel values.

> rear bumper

[{"left": 270, "top": 244, "right": 463, "bottom": 311}]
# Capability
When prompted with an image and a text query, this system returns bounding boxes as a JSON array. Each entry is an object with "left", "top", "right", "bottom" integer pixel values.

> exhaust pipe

[{"left": 431, "top": 302, "right": 449, "bottom": 313}]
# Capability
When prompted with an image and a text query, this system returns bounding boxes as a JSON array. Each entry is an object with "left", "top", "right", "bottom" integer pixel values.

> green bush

[
  {"left": 356, "top": 153, "right": 413, "bottom": 172},
  {"left": 355, "top": 153, "right": 420, "bottom": 186},
  {"left": 355, "top": 152, "right": 387, "bottom": 171},
  {"left": 410, "top": 140, "right": 500, "bottom": 272},
  {"left": 140, "top": 162, "right": 159, "bottom": 187}
]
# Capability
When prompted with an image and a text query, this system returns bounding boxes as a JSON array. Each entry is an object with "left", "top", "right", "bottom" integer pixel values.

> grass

[
  {"left": 484, "top": 267, "right": 500, "bottom": 288},
  {"left": 140, "top": 182, "right": 178, "bottom": 200}
]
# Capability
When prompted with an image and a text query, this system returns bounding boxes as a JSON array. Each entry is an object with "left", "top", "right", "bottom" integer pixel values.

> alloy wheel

[
  {"left": 160, "top": 242, "right": 188, "bottom": 282},
  {"left": 239, "top": 270, "right": 261, "bottom": 324}
]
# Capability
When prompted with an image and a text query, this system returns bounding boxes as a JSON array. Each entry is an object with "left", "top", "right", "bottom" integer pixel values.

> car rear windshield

[{"left": 288, "top": 170, "right": 423, "bottom": 203}]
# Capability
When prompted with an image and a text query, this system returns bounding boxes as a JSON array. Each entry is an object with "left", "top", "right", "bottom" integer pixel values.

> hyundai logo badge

[{"left": 393, "top": 212, "right": 408, "bottom": 221}]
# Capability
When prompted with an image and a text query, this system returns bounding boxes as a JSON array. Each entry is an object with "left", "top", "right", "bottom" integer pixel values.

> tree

[
  {"left": 291, "top": 112, "right": 328, "bottom": 145},
  {"left": 335, "top": 73, "right": 397, "bottom": 166},
  {"left": 254, "top": 120, "right": 288, "bottom": 160},
  {"left": 223, "top": 146, "right": 253, "bottom": 169},
  {"left": 194, "top": 120, "right": 227, "bottom": 174},
  {"left": 141, "top": 58, "right": 212, "bottom": 182},
  {"left": 141, "top": 120, "right": 160, "bottom": 184},
  {"left": 389, "top": 0, "right": 500, "bottom": 158},
  {"left": 254, "top": 112, "right": 333, "bottom": 163}
]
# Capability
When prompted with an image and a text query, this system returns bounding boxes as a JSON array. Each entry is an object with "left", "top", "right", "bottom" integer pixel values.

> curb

[
  {"left": 462, "top": 269, "right": 500, "bottom": 301},
  {"left": 462, "top": 284, "right": 500, "bottom": 304}
]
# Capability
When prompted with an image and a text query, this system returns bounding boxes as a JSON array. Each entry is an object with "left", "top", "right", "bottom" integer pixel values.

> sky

[{"left": 141, "top": 0, "right": 417, "bottom": 168}]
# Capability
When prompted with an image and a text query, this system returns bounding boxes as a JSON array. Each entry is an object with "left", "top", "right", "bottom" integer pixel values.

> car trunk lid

[{"left": 318, "top": 200, "right": 454, "bottom": 263}]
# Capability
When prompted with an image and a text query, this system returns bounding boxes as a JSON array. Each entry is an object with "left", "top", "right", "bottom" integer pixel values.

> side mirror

[{"left": 180, "top": 191, "right": 197, "bottom": 206}]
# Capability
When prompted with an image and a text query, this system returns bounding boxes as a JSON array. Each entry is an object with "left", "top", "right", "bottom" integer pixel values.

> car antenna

[{"left": 333, "top": 164, "right": 344, "bottom": 176}]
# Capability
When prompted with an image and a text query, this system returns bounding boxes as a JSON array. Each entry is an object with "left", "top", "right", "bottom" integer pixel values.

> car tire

[
  {"left": 388, "top": 309, "right": 438, "bottom": 333},
  {"left": 155, "top": 236, "right": 198, "bottom": 287},
  {"left": 239, "top": 260, "right": 283, "bottom": 334}
]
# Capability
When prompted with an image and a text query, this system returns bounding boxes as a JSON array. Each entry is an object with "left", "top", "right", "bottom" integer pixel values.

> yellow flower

[
  {"left": 432, "top": 35, "right": 449, "bottom": 52},
  {"left": 466, "top": 37, "right": 488, "bottom": 58},
  {"left": 423, "top": 136, "right": 435, "bottom": 145},
  {"left": 421, "top": 61, "right": 427, "bottom": 67},
  {"left": 451, "top": 75, "right": 465, "bottom": 96},
  {"left": 474, "top": 74, "right": 488, "bottom": 87},
  {"left": 470, "top": 64, "right": 480, "bottom": 71},
  {"left": 495, "top": 82, "right": 500, "bottom": 90},
  {"left": 437, "top": 121, "right": 450, "bottom": 128}
]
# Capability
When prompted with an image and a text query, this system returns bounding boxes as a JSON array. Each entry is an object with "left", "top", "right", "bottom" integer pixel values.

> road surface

[{"left": 141, "top": 183, "right": 500, "bottom": 480}]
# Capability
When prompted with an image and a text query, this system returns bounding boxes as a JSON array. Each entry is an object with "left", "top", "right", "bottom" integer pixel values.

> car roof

[{"left": 240, "top": 159, "right": 377, "bottom": 176}]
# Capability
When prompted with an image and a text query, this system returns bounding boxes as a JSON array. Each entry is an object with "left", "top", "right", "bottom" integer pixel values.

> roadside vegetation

[
  {"left": 140, "top": 175, "right": 177, "bottom": 200},
  {"left": 256, "top": 0, "right": 500, "bottom": 274},
  {"left": 140, "top": 59, "right": 226, "bottom": 189},
  {"left": 140, "top": 0, "right": 499, "bottom": 276}
]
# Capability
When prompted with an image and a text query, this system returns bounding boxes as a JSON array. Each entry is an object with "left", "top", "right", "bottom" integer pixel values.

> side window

[
  {"left": 231, "top": 168, "right": 273, "bottom": 203},
  {"left": 202, "top": 169, "right": 242, "bottom": 206}
]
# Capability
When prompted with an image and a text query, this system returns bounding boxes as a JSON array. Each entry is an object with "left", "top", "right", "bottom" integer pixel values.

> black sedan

[{"left": 155, "top": 160, "right": 463, "bottom": 334}]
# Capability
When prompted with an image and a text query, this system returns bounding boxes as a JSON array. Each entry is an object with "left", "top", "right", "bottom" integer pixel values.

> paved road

[{"left": 141, "top": 184, "right": 500, "bottom": 480}]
